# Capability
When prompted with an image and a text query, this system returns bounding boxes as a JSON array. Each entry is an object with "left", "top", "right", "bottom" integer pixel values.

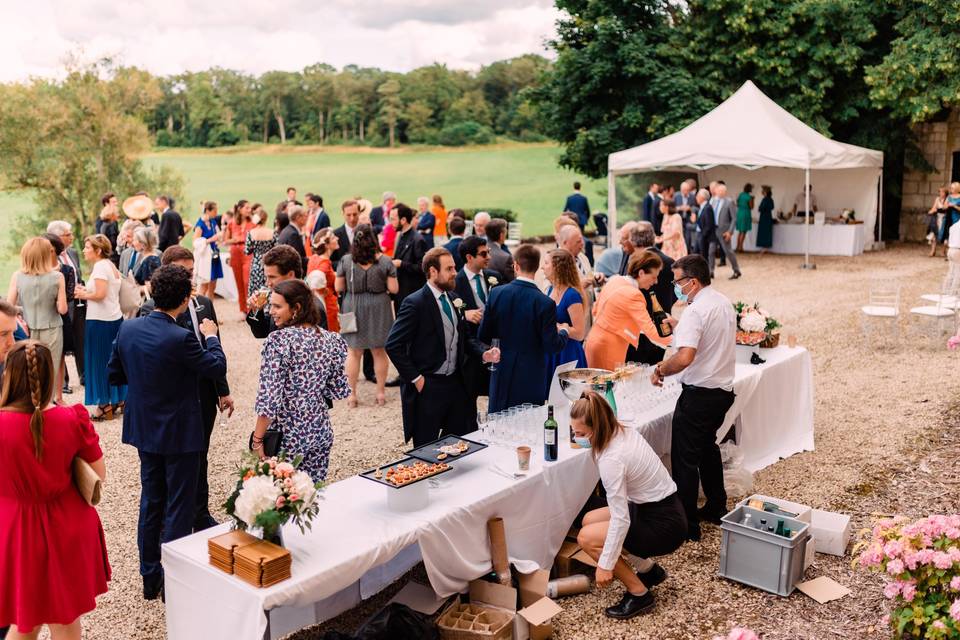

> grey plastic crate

[{"left": 718, "top": 505, "right": 810, "bottom": 596}]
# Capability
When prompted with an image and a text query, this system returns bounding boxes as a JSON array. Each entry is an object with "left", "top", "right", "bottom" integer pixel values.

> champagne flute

[{"left": 487, "top": 339, "right": 501, "bottom": 372}]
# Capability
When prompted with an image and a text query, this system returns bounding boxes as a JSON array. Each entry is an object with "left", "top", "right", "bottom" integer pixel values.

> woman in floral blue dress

[{"left": 253, "top": 280, "right": 350, "bottom": 481}]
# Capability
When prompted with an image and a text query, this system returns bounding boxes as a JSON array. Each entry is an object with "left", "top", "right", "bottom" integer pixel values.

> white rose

[
  {"left": 290, "top": 471, "right": 317, "bottom": 508},
  {"left": 452, "top": 298, "right": 464, "bottom": 310},
  {"left": 487, "top": 276, "right": 498, "bottom": 286},
  {"left": 739, "top": 311, "right": 767, "bottom": 333},
  {"left": 234, "top": 475, "right": 282, "bottom": 527}
]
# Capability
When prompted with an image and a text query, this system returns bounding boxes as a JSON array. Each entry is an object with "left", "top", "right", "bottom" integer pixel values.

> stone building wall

[{"left": 900, "top": 111, "right": 960, "bottom": 241}]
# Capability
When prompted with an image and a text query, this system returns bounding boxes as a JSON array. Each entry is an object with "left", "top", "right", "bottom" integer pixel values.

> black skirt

[{"left": 623, "top": 492, "right": 688, "bottom": 558}]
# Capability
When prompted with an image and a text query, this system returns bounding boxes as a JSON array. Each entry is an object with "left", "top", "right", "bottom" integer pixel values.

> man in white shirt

[
  {"left": 650, "top": 254, "right": 736, "bottom": 541},
  {"left": 791, "top": 184, "right": 819, "bottom": 217}
]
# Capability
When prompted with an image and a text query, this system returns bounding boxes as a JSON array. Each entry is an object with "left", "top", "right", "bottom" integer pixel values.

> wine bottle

[
  {"left": 650, "top": 293, "right": 672, "bottom": 338},
  {"left": 544, "top": 405, "right": 558, "bottom": 462},
  {"left": 775, "top": 520, "right": 785, "bottom": 537}
]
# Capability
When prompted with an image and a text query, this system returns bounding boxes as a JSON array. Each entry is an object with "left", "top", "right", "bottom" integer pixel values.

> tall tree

[
  {"left": 259, "top": 71, "right": 301, "bottom": 144},
  {"left": 302, "top": 63, "right": 337, "bottom": 143},
  {"left": 377, "top": 78, "right": 402, "bottom": 147}
]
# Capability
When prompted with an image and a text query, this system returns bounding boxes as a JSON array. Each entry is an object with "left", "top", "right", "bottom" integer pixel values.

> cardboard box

[
  {"left": 810, "top": 509, "right": 852, "bottom": 556},
  {"left": 469, "top": 570, "right": 563, "bottom": 640},
  {"left": 552, "top": 539, "right": 597, "bottom": 579},
  {"left": 804, "top": 535, "right": 816, "bottom": 570},
  {"left": 737, "top": 494, "right": 812, "bottom": 524},
  {"left": 437, "top": 599, "right": 513, "bottom": 640}
]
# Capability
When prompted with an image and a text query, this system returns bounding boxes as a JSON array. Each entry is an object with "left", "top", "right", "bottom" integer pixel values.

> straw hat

[{"left": 122, "top": 195, "right": 154, "bottom": 221}]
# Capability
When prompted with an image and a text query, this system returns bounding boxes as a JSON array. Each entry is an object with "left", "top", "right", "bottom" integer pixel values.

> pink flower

[
  {"left": 901, "top": 582, "right": 917, "bottom": 601},
  {"left": 726, "top": 629, "right": 759, "bottom": 640},
  {"left": 275, "top": 496, "right": 286, "bottom": 508},
  {"left": 289, "top": 493, "right": 299, "bottom": 502},
  {"left": 933, "top": 620, "right": 947, "bottom": 631},
  {"left": 274, "top": 461, "right": 295, "bottom": 477},
  {"left": 883, "top": 582, "right": 901, "bottom": 599},
  {"left": 950, "top": 576, "right": 960, "bottom": 591},
  {"left": 951, "top": 599, "right": 960, "bottom": 622},
  {"left": 880, "top": 614, "right": 890, "bottom": 627},
  {"left": 947, "top": 335, "right": 960, "bottom": 350},
  {"left": 933, "top": 552, "right": 955, "bottom": 570},
  {"left": 904, "top": 551, "right": 921, "bottom": 570},
  {"left": 883, "top": 540, "right": 904, "bottom": 559},
  {"left": 886, "top": 558, "right": 905, "bottom": 576}
]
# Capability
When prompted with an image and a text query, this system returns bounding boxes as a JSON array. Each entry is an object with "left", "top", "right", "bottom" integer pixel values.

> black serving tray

[
  {"left": 359, "top": 456, "right": 454, "bottom": 489},
  {"left": 404, "top": 435, "right": 487, "bottom": 465}
]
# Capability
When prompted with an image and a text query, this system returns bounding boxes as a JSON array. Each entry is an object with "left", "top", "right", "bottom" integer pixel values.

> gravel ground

[{"left": 62, "top": 243, "right": 959, "bottom": 639}]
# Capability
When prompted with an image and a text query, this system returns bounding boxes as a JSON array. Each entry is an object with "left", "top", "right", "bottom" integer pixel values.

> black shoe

[
  {"left": 79, "top": 377, "right": 85, "bottom": 386},
  {"left": 385, "top": 377, "right": 403, "bottom": 388},
  {"left": 604, "top": 590, "right": 656, "bottom": 620},
  {"left": 697, "top": 507, "right": 724, "bottom": 525},
  {"left": 62, "top": 384, "right": 73, "bottom": 394},
  {"left": 143, "top": 575, "right": 164, "bottom": 601},
  {"left": 729, "top": 272, "right": 742, "bottom": 280},
  {"left": 636, "top": 563, "right": 667, "bottom": 589},
  {"left": 718, "top": 261, "right": 727, "bottom": 267}
]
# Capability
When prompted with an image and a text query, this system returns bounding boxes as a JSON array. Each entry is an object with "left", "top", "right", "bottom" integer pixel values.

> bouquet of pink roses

[
  {"left": 857, "top": 514, "right": 960, "bottom": 638},
  {"left": 223, "top": 451, "right": 323, "bottom": 545}
]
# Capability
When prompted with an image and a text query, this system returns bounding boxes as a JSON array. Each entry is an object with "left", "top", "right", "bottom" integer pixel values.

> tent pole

[
  {"left": 878, "top": 167, "right": 885, "bottom": 250},
  {"left": 607, "top": 171, "right": 617, "bottom": 247},
  {"left": 800, "top": 167, "right": 816, "bottom": 270}
]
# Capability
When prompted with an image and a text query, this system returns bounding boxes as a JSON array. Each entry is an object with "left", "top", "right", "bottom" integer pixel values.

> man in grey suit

[
  {"left": 484, "top": 218, "right": 515, "bottom": 283},
  {"left": 708, "top": 183, "right": 742, "bottom": 279}
]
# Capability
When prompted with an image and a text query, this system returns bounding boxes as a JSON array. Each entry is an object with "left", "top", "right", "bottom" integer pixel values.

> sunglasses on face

[{"left": 477, "top": 250, "right": 489, "bottom": 257}]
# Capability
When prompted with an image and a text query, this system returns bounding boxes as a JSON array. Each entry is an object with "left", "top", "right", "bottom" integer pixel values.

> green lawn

[{"left": 0, "top": 143, "right": 606, "bottom": 285}]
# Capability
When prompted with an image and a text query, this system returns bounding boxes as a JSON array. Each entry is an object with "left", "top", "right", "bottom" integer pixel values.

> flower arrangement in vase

[
  {"left": 856, "top": 514, "right": 960, "bottom": 638},
  {"left": 223, "top": 451, "right": 324, "bottom": 546},
  {"left": 734, "top": 301, "right": 781, "bottom": 348}
]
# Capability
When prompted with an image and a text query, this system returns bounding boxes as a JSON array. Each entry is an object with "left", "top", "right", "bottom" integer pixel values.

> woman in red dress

[
  {"left": 307, "top": 229, "right": 341, "bottom": 333},
  {"left": 0, "top": 341, "right": 109, "bottom": 639},
  {"left": 223, "top": 200, "right": 254, "bottom": 313}
]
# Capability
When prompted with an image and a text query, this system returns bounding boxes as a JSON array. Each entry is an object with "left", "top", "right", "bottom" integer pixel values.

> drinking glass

[
  {"left": 488, "top": 339, "right": 501, "bottom": 371},
  {"left": 477, "top": 410, "right": 489, "bottom": 443}
]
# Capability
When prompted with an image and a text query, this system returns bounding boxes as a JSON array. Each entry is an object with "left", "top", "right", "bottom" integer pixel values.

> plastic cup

[
  {"left": 516, "top": 446, "right": 531, "bottom": 471},
  {"left": 787, "top": 334, "right": 797, "bottom": 348}
]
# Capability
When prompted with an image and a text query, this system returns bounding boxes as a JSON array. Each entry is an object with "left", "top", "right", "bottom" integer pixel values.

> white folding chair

[
  {"left": 464, "top": 220, "right": 475, "bottom": 236},
  {"left": 911, "top": 279, "right": 957, "bottom": 341},
  {"left": 861, "top": 280, "right": 900, "bottom": 346},
  {"left": 920, "top": 262, "right": 960, "bottom": 308},
  {"left": 505, "top": 222, "right": 522, "bottom": 248}
]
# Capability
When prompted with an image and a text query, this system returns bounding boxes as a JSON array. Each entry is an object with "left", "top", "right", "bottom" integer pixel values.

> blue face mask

[
  {"left": 674, "top": 281, "right": 689, "bottom": 303},
  {"left": 574, "top": 436, "right": 592, "bottom": 449}
]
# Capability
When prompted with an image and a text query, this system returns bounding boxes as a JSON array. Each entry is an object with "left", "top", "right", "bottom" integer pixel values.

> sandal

[{"left": 90, "top": 405, "right": 114, "bottom": 422}]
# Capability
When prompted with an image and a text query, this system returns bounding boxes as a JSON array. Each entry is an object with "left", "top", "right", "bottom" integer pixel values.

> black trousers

[
  {"left": 409, "top": 374, "right": 474, "bottom": 447},
  {"left": 670, "top": 385, "right": 735, "bottom": 535},
  {"left": 138, "top": 450, "right": 200, "bottom": 581},
  {"left": 70, "top": 302, "right": 86, "bottom": 382},
  {"left": 195, "top": 381, "right": 219, "bottom": 530},
  {"left": 363, "top": 349, "right": 375, "bottom": 381}
]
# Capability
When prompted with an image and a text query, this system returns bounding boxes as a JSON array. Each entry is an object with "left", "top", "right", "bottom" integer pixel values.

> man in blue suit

[
  {"left": 642, "top": 183, "right": 662, "bottom": 234},
  {"left": 108, "top": 265, "right": 227, "bottom": 601},
  {"left": 563, "top": 181, "right": 591, "bottom": 230},
  {"left": 479, "top": 244, "right": 569, "bottom": 412},
  {"left": 444, "top": 217, "right": 467, "bottom": 271},
  {"left": 454, "top": 236, "right": 502, "bottom": 405}
]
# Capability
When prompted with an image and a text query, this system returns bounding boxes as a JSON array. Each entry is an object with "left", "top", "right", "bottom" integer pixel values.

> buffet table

[
  {"left": 163, "top": 347, "right": 814, "bottom": 640},
  {"left": 740, "top": 222, "right": 865, "bottom": 256}
]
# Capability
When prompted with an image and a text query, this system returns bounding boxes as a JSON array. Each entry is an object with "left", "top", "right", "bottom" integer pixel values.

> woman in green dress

[
  {"left": 756, "top": 185, "right": 775, "bottom": 254},
  {"left": 735, "top": 183, "right": 754, "bottom": 252}
]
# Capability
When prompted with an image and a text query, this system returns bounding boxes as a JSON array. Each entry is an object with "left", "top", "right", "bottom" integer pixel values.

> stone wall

[{"left": 900, "top": 111, "right": 960, "bottom": 241}]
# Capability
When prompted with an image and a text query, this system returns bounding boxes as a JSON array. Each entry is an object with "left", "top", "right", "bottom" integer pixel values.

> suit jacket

[
  {"left": 714, "top": 197, "right": 736, "bottom": 235},
  {"left": 642, "top": 194, "right": 663, "bottom": 234},
  {"left": 108, "top": 311, "right": 226, "bottom": 454},
  {"left": 616, "top": 247, "right": 675, "bottom": 313},
  {"left": 444, "top": 237, "right": 465, "bottom": 271},
  {"left": 487, "top": 241, "right": 515, "bottom": 283},
  {"left": 564, "top": 192, "right": 591, "bottom": 228},
  {"left": 369, "top": 206, "right": 386, "bottom": 235},
  {"left": 158, "top": 209, "right": 184, "bottom": 251},
  {"left": 310, "top": 209, "right": 331, "bottom": 236},
  {"left": 417, "top": 212, "right": 436, "bottom": 248},
  {"left": 330, "top": 224, "right": 352, "bottom": 269},
  {"left": 454, "top": 267, "right": 501, "bottom": 397},
  {"left": 65, "top": 247, "right": 84, "bottom": 285},
  {"left": 386, "top": 285, "right": 484, "bottom": 442},
  {"left": 277, "top": 224, "right": 308, "bottom": 274},
  {"left": 478, "top": 279, "right": 568, "bottom": 412},
  {"left": 138, "top": 295, "right": 230, "bottom": 399},
  {"left": 393, "top": 228, "right": 427, "bottom": 304},
  {"left": 698, "top": 202, "right": 717, "bottom": 240}
]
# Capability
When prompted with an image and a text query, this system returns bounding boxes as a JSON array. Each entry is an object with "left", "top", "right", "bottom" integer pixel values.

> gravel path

[{"left": 64, "top": 243, "right": 957, "bottom": 639}]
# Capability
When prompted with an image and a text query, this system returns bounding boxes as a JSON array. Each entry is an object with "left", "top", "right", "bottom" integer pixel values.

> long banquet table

[
  {"left": 162, "top": 346, "right": 814, "bottom": 640},
  {"left": 740, "top": 222, "right": 865, "bottom": 256}
]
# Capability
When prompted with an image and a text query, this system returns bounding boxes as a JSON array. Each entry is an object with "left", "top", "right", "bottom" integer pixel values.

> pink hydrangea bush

[
  {"left": 713, "top": 628, "right": 759, "bottom": 640},
  {"left": 857, "top": 515, "right": 960, "bottom": 638}
]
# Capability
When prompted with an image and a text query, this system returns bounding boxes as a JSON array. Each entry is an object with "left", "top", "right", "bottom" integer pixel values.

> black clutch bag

[{"left": 249, "top": 426, "right": 283, "bottom": 457}]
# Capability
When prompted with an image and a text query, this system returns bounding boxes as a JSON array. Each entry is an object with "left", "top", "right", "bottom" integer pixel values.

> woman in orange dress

[
  {"left": 585, "top": 250, "right": 671, "bottom": 371},
  {"left": 224, "top": 199, "right": 254, "bottom": 312},
  {"left": 431, "top": 194, "right": 449, "bottom": 245},
  {"left": 656, "top": 199, "right": 687, "bottom": 262},
  {"left": 307, "top": 228, "right": 341, "bottom": 333}
]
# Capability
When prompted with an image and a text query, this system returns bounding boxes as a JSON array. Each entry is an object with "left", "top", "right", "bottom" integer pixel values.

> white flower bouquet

[{"left": 734, "top": 301, "right": 781, "bottom": 347}]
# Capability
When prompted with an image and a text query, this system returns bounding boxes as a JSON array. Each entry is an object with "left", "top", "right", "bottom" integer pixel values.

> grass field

[{"left": 0, "top": 142, "right": 605, "bottom": 284}]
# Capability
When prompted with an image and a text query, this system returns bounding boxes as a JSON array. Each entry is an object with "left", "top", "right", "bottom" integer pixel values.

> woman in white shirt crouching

[{"left": 571, "top": 391, "right": 687, "bottom": 620}]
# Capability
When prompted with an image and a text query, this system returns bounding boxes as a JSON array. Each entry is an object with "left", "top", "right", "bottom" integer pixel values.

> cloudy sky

[{"left": 0, "top": 0, "right": 561, "bottom": 82}]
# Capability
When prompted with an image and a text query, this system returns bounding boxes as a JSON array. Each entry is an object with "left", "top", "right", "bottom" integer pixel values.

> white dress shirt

[
  {"left": 597, "top": 428, "right": 677, "bottom": 570},
  {"left": 463, "top": 264, "right": 488, "bottom": 308},
  {"left": 345, "top": 224, "right": 356, "bottom": 245},
  {"left": 412, "top": 282, "right": 459, "bottom": 384},
  {"left": 672, "top": 285, "right": 736, "bottom": 390}
]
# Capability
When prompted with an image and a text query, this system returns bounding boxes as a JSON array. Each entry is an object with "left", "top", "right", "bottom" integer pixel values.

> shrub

[
  {"left": 437, "top": 121, "right": 495, "bottom": 146},
  {"left": 156, "top": 130, "right": 187, "bottom": 147},
  {"left": 206, "top": 125, "right": 241, "bottom": 147},
  {"left": 459, "top": 208, "right": 518, "bottom": 224}
]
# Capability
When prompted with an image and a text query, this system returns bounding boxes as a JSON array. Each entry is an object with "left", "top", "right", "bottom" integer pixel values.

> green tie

[
  {"left": 474, "top": 274, "right": 487, "bottom": 304},
  {"left": 440, "top": 293, "right": 455, "bottom": 325}
]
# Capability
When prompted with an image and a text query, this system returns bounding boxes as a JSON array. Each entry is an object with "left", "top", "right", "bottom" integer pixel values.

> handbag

[
  {"left": 249, "top": 424, "right": 283, "bottom": 457},
  {"left": 119, "top": 272, "right": 142, "bottom": 318},
  {"left": 73, "top": 457, "right": 102, "bottom": 507},
  {"left": 338, "top": 260, "right": 358, "bottom": 334}
]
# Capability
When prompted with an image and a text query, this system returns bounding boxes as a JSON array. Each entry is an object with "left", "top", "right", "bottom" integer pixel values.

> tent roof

[{"left": 608, "top": 80, "right": 883, "bottom": 173}]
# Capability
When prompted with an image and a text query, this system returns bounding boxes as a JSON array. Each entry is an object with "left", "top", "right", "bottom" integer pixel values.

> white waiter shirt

[
  {"left": 597, "top": 428, "right": 677, "bottom": 570},
  {"left": 949, "top": 220, "right": 960, "bottom": 249},
  {"left": 672, "top": 285, "right": 736, "bottom": 391}
]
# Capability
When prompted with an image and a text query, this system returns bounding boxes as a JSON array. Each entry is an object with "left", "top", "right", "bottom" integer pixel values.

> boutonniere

[
  {"left": 487, "top": 276, "right": 498, "bottom": 287},
  {"left": 452, "top": 297, "right": 465, "bottom": 311}
]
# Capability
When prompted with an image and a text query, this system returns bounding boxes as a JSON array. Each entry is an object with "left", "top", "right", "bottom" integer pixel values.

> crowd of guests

[{"left": 0, "top": 179, "right": 747, "bottom": 635}]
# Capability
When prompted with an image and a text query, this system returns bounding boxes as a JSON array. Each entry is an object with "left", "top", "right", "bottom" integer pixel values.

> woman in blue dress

[
  {"left": 194, "top": 201, "right": 223, "bottom": 299},
  {"left": 543, "top": 249, "right": 587, "bottom": 388}
]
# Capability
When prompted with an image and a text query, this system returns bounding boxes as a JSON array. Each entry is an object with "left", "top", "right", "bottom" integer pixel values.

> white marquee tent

[{"left": 606, "top": 81, "right": 885, "bottom": 257}]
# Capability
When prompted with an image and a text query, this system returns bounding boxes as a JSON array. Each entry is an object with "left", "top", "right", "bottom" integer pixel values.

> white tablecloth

[
  {"left": 163, "top": 441, "right": 598, "bottom": 640},
  {"left": 741, "top": 222, "right": 865, "bottom": 256},
  {"left": 215, "top": 255, "right": 240, "bottom": 302}
]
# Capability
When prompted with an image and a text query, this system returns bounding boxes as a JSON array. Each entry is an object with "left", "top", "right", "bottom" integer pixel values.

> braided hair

[{"left": 0, "top": 340, "right": 54, "bottom": 459}]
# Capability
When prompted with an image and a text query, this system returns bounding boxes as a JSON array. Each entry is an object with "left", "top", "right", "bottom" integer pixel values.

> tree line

[{"left": 149, "top": 55, "right": 551, "bottom": 148}]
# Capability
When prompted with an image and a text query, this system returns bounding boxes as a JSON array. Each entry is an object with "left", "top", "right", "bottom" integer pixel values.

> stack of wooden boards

[{"left": 207, "top": 530, "right": 292, "bottom": 588}]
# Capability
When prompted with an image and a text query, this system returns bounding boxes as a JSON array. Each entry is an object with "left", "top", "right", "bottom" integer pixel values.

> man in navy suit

[
  {"left": 444, "top": 217, "right": 467, "bottom": 271},
  {"left": 386, "top": 248, "right": 495, "bottom": 445},
  {"left": 108, "top": 265, "right": 227, "bottom": 601},
  {"left": 479, "top": 244, "right": 569, "bottom": 412},
  {"left": 642, "top": 183, "right": 662, "bottom": 234},
  {"left": 696, "top": 189, "right": 717, "bottom": 268},
  {"left": 454, "top": 236, "right": 501, "bottom": 404},
  {"left": 563, "top": 181, "right": 591, "bottom": 230}
]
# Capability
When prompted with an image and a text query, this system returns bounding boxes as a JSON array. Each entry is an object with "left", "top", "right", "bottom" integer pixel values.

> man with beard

[{"left": 386, "top": 248, "right": 497, "bottom": 446}]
